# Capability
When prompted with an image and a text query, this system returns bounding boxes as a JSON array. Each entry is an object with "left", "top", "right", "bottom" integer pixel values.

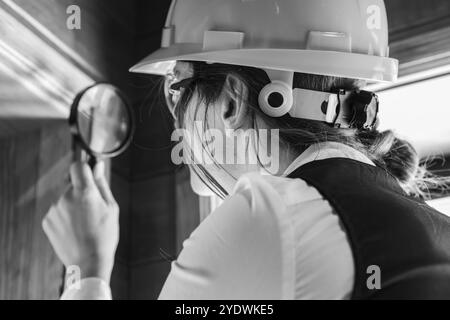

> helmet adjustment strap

[
  {"left": 259, "top": 70, "right": 379, "bottom": 131},
  {"left": 170, "top": 68, "right": 379, "bottom": 131}
]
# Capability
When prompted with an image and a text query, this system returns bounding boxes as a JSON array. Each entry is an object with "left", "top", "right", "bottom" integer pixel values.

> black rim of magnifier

[{"left": 68, "top": 82, "right": 135, "bottom": 158}]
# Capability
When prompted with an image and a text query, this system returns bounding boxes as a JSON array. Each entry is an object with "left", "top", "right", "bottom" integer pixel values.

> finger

[
  {"left": 70, "top": 161, "right": 95, "bottom": 190},
  {"left": 94, "top": 162, "right": 116, "bottom": 205}
]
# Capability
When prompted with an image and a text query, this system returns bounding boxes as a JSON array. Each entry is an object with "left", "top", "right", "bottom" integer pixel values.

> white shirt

[{"left": 61, "top": 142, "right": 375, "bottom": 300}]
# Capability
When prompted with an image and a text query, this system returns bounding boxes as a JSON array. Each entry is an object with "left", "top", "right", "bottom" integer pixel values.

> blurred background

[{"left": 0, "top": 0, "right": 449, "bottom": 299}]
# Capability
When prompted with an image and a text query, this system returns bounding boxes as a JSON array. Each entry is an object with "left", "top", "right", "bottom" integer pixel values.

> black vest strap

[{"left": 288, "top": 158, "right": 450, "bottom": 300}]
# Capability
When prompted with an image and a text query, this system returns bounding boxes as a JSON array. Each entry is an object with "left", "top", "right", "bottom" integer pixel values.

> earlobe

[{"left": 221, "top": 75, "right": 249, "bottom": 130}]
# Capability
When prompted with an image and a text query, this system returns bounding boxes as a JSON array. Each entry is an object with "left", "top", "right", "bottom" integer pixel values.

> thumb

[{"left": 70, "top": 161, "right": 95, "bottom": 190}]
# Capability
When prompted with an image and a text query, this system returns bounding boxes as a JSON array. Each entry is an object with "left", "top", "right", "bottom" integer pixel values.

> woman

[{"left": 43, "top": 0, "right": 450, "bottom": 300}]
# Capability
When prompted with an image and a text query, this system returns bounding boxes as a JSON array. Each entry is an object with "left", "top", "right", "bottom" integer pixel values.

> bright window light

[
  {"left": 377, "top": 74, "right": 450, "bottom": 157},
  {"left": 427, "top": 197, "right": 450, "bottom": 217}
]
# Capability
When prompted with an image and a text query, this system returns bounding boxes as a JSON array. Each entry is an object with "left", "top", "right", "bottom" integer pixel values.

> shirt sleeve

[
  {"left": 158, "top": 188, "right": 287, "bottom": 300},
  {"left": 60, "top": 278, "right": 112, "bottom": 300}
]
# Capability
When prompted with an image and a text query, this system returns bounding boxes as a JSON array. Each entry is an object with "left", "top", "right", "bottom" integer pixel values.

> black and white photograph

[{"left": 1, "top": 0, "right": 450, "bottom": 307}]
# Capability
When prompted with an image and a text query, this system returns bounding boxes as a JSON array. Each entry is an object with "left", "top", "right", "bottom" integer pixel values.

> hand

[{"left": 42, "top": 161, "right": 119, "bottom": 283}]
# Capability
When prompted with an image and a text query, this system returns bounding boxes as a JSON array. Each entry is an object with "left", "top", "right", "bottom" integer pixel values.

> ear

[{"left": 221, "top": 74, "right": 250, "bottom": 130}]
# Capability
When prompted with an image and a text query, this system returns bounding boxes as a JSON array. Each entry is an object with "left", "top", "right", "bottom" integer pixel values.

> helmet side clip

[{"left": 259, "top": 70, "right": 294, "bottom": 118}]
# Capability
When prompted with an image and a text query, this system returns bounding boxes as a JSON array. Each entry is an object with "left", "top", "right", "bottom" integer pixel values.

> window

[
  {"left": 428, "top": 197, "right": 450, "bottom": 217},
  {"left": 376, "top": 74, "right": 450, "bottom": 157}
]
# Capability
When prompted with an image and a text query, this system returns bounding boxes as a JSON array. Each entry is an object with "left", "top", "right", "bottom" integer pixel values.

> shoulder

[
  {"left": 161, "top": 180, "right": 285, "bottom": 299},
  {"left": 162, "top": 172, "right": 354, "bottom": 299},
  {"left": 163, "top": 173, "right": 307, "bottom": 299},
  {"left": 224, "top": 172, "right": 330, "bottom": 298},
  {"left": 233, "top": 172, "right": 323, "bottom": 213},
  {"left": 231, "top": 172, "right": 355, "bottom": 299}
]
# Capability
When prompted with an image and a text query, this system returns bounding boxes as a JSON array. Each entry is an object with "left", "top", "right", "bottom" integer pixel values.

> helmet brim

[{"left": 130, "top": 46, "right": 398, "bottom": 83}]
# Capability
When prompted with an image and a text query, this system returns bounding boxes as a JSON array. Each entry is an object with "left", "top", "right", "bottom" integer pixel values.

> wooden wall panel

[
  {"left": 0, "top": 0, "right": 138, "bottom": 299},
  {"left": 31, "top": 121, "right": 71, "bottom": 299},
  {"left": 386, "top": 0, "right": 450, "bottom": 77},
  {"left": 124, "top": 0, "right": 201, "bottom": 299},
  {"left": 109, "top": 172, "right": 130, "bottom": 300},
  {"left": 126, "top": 167, "right": 201, "bottom": 299},
  {"left": 387, "top": 0, "right": 450, "bottom": 34},
  {"left": 130, "top": 260, "right": 170, "bottom": 300},
  {"left": 0, "top": 130, "right": 39, "bottom": 299},
  {"left": 127, "top": 174, "right": 175, "bottom": 299},
  {"left": 0, "top": 121, "right": 70, "bottom": 299},
  {"left": 175, "top": 168, "right": 200, "bottom": 254},
  {"left": 130, "top": 174, "right": 176, "bottom": 265}
]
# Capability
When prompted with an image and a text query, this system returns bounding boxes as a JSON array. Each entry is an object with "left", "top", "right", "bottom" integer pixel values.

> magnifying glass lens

[{"left": 76, "top": 84, "right": 131, "bottom": 155}]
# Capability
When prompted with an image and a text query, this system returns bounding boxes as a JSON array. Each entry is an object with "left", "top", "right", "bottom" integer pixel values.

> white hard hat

[{"left": 130, "top": 0, "right": 398, "bottom": 83}]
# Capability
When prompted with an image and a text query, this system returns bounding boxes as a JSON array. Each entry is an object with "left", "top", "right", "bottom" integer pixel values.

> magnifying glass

[
  {"left": 60, "top": 83, "right": 133, "bottom": 294},
  {"left": 69, "top": 83, "right": 134, "bottom": 168}
]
